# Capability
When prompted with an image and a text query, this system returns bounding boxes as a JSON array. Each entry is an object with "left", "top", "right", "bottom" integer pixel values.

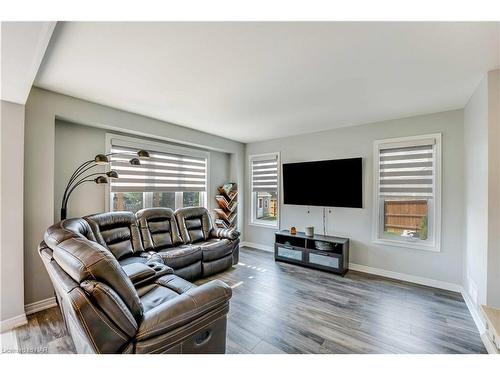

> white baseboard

[
  {"left": 348, "top": 262, "right": 462, "bottom": 292},
  {"left": 0, "top": 329, "right": 19, "bottom": 351},
  {"left": 461, "top": 290, "right": 486, "bottom": 333},
  {"left": 461, "top": 290, "right": 498, "bottom": 354},
  {"left": 0, "top": 313, "right": 27, "bottom": 333},
  {"left": 241, "top": 241, "right": 274, "bottom": 252},
  {"left": 24, "top": 296, "right": 57, "bottom": 316},
  {"left": 480, "top": 333, "right": 498, "bottom": 354}
]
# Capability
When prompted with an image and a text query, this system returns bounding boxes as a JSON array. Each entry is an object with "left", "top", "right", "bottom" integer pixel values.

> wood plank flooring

[{"left": 10, "top": 247, "right": 486, "bottom": 354}]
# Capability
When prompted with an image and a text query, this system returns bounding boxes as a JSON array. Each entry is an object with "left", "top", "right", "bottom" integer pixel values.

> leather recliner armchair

[{"left": 39, "top": 218, "right": 232, "bottom": 354}]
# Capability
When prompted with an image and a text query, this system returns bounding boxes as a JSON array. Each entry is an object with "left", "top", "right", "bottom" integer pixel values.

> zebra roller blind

[
  {"left": 378, "top": 139, "right": 435, "bottom": 198},
  {"left": 110, "top": 143, "right": 207, "bottom": 193},
  {"left": 252, "top": 155, "right": 278, "bottom": 192}
]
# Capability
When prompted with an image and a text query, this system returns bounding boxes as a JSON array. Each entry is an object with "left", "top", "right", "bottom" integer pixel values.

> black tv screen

[{"left": 282, "top": 157, "right": 362, "bottom": 208}]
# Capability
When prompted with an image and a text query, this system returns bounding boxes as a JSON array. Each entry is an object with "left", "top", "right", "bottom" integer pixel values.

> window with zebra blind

[
  {"left": 107, "top": 135, "right": 208, "bottom": 213},
  {"left": 250, "top": 152, "right": 280, "bottom": 228},
  {"left": 373, "top": 134, "right": 441, "bottom": 251}
]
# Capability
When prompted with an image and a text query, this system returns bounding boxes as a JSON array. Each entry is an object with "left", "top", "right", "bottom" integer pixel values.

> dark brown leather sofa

[{"left": 38, "top": 207, "right": 240, "bottom": 354}]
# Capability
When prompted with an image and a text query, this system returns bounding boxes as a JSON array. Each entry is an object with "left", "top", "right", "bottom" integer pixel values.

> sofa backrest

[
  {"left": 84, "top": 211, "right": 144, "bottom": 260},
  {"left": 175, "top": 206, "right": 214, "bottom": 243},
  {"left": 135, "top": 207, "right": 183, "bottom": 251}
]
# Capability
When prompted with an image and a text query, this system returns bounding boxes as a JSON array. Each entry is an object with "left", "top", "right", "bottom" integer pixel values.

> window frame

[
  {"left": 249, "top": 152, "right": 280, "bottom": 229},
  {"left": 372, "top": 133, "right": 442, "bottom": 252},
  {"left": 105, "top": 133, "right": 209, "bottom": 212}
]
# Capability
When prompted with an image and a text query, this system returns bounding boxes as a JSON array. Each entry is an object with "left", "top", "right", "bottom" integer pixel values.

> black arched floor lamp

[{"left": 60, "top": 150, "right": 150, "bottom": 220}]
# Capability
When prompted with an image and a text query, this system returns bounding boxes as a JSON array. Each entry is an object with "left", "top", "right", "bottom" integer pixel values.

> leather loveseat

[{"left": 38, "top": 206, "right": 240, "bottom": 354}]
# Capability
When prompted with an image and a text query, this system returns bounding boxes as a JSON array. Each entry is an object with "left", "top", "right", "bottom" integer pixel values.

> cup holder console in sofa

[{"left": 122, "top": 262, "right": 173, "bottom": 288}]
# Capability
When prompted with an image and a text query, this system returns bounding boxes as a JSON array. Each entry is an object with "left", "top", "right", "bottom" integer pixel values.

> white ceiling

[
  {"left": 35, "top": 22, "right": 499, "bottom": 143},
  {"left": 1, "top": 22, "right": 56, "bottom": 104}
]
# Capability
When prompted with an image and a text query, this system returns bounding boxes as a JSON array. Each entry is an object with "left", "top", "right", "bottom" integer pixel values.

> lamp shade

[
  {"left": 106, "top": 170, "right": 119, "bottom": 179},
  {"left": 94, "top": 154, "right": 109, "bottom": 165},
  {"left": 94, "top": 176, "right": 108, "bottom": 184},
  {"left": 129, "top": 158, "right": 141, "bottom": 166},
  {"left": 137, "top": 149, "right": 150, "bottom": 159}
]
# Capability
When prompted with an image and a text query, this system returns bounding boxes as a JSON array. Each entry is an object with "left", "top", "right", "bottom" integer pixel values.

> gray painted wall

[
  {"left": 1, "top": 100, "right": 26, "bottom": 326},
  {"left": 464, "top": 69, "right": 500, "bottom": 309},
  {"left": 464, "top": 76, "right": 489, "bottom": 306},
  {"left": 245, "top": 110, "right": 465, "bottom": 285},
  {"left": 25, "top": 88, "right": 244, "bottom": 305},
  {"left": 209, "top": 150, "right": 232, "bottom": 210},
  {"left": 54, "top": 121, "right": 106, "bottom": 220},
  {"left": 486, "top": 70, "right": 500, "bottom": 308},
  {"left": 54, "top": 120, "right": 231, "bottom": 220}
]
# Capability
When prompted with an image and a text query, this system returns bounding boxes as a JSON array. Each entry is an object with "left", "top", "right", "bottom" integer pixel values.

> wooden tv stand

[{"left": 274, "top": 230, "right": 349, "bottom": 275}]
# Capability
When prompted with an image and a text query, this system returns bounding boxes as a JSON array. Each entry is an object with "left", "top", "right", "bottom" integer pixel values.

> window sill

[
  {"left": 372, "top": 238, "right": 440, "bottom": 252},
  {"left": 249, "top": 221, "right": 279, "bottom": 229}
]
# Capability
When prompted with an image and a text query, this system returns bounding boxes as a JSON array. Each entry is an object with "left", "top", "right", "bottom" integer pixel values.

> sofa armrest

[
  {"left": 136, "top": 279, "right": 232, "bottom": 341},
  {"left": 210, "top": 227, "right": 240, "bottom": 241}
]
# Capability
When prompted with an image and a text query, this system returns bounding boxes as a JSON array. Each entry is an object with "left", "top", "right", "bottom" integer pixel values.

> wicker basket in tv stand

[{"left": 274, "top": 230, "right": 349, "bottom": 275}]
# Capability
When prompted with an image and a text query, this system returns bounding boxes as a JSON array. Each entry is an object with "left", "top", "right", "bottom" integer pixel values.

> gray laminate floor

[{"left": 10, "top": 247, "right": 486, "bottom": 354}]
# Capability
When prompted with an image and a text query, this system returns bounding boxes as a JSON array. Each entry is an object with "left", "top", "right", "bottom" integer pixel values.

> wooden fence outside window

[{"left": 384, "top": 199, "right": 428, "bottom": 239}]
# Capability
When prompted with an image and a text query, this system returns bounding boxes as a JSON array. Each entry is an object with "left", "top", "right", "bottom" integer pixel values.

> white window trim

[
  {"left": 372, "top": 133, "right": 442, "bottom": 252},
  {"left": 105, "top": 133, "right": 210, "bottom": 212},
  {"left": 249, "top": 152, "right": 280, "bottom": 229}
]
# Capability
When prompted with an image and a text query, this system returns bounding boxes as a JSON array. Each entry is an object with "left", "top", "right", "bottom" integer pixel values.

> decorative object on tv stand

[
  {"left": 314, "top": 240, "right": 334, "bottom": 251},
  {"left": 214, "top": 182, "right": 238, "bottom": 229},
  {"left": 60, "top": 149, "right": 150, "bottom": 220},
  {"left": 290, "top": 226, "right": 297, "bottom": 235},
  {"left": 305, "top": 226, "right": 315, "bottom": 237}
]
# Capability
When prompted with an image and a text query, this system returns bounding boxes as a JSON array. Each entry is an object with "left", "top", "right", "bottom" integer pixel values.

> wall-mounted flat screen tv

[{"left": 282, "top": 157, "right": 362, "bottom": 208}]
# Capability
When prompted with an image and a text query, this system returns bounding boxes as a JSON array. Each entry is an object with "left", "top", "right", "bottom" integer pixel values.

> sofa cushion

[
  {"left": 202, "top": 255, "right": 234, "bottom": 277},
  {"left": 185, "top": 218, "right": 205, "bottom": 242},
  {"left": 139, "top": 275, "right": 196, "bottom": 312},
  {"left": 149, "top": 220, "right": 175, "bottom": 248},
  {"left": 140, "top": 285, "right": 179, "bottom": 312},
  {"left": 173, "top": 261, "right": 202, "bottom": 281},
  {"left": 199, "top": 238, "right": 232, "bottom": 262},
  {"left": 157, "top": 245, "right": 202, "bottom": 270},
  {"left": 175, "top": 207, "right": 214, "bottom": 243},
  {"left": 136, "top": 279, "right": 232, "bottom": 341},
  {"left": 136, "top": 208, "right": 183, "bottom": 251},
  {"left": 85, "top": 212, "right": 144, "bottom": 260}
]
